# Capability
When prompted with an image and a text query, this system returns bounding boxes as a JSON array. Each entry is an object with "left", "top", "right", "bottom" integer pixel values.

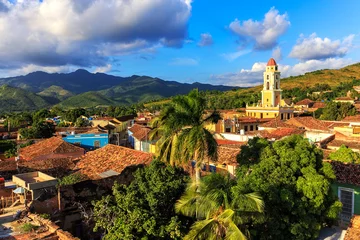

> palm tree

[
  {"left": 150, "top": 89, "right": 221, "bottom": 181},
  {"left": 175, "top": 174, "right": 264, "bottom": 240}
]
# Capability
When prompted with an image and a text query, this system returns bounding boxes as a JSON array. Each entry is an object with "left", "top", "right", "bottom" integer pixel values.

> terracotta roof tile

[
  {"left": 323, "top": 121, "right": 350, "bottom": 129},
  {"left": 335, "top": 97, "right": 354, "bottom": 101},
  {"left": 217, "top": 145, "right": 240, "bottom": 165},
  {"left": 329, "top": 161, "right": 360, "bottom": 186},
  {"left": 132, "top": 127, "right": 151, "bottom": 141},
  {"left": 343, "top": 115, "right": 360, "bottom": 122},
  {"left": 286, "top": 117, "right": 329, "bottom": 131},
  {"left": 295, "top": 98, "right": 314, "bottom": 106},
  {"left": 76, "top": 144, "right": 153, "bottom": 180},
  {"left": 345, "top": 215, "right": 360, "bottom": 240},
  {"left": 261, "top": 119, "right": 296, "bottom": 129},
  {"left": 128, "top": 124, "right": 143, "bottom": 134},
  {"left": 216, "top": 139, "right": 244, "bottom": 145},
  {"left": 267, "top": 58, "right": 277, "bottom": 66},
  {"left": 259, "top": 128, "right": 305, "bottom": 140},
  {"left": 327, "top": 139, "right": 360, "bottom": 150},
  {"left": 311, "top": 102, "right": 326, "bottom": 108},
  {"left": 20, "top": 137, "right": 84, "bottom": 160}
]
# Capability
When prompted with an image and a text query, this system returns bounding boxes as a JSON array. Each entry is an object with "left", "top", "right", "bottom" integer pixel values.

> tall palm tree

[
  {"left": 150, "top": 89, "right": 221, "bottom": 181},
  {"left": 175, "top": 174, "right": 264, "bottom": 240}
]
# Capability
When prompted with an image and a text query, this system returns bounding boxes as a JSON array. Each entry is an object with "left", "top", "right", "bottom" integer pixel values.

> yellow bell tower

[
  {"left": 261, "top": 58, "right": 282, "bottom": 107},
  {"left": 245, "top": 58, "right": 294, "bottom": 120}
]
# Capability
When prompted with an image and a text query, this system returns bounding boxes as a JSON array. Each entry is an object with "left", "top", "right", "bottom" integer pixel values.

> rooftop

[
  {"left": 329, "top": 161, "right": 360, "bottom": 186},
  {"left": 343, "top": 115, "right": 360, "bottom": 123},
  {"left": 286, "top": 117, "right": 329, "bottom": 132},
  {"left": 311, "top": 101, "right": 326, "bottom": 108},
  {"left": 12, "top": 171, "right": 57, "bottom": 190},
  {"left": 327, "top": 139, "right": 360, "bottom": 150},
  {"left": 260, "top": 118, "right": 296, "bottom": 129},
  {"left": 335, "top": 97, "right": 354, "bottom": 101},
  {"left": 128, "top": 124, "right": 143, "bottom": 134},
  {"left": 295, "top": 98, "right": 314, "bottom": 106},
  {"left": 267, "top": 58, "right": 277, "bottom": 66},
  {"left": 76, "top": 144, "right": 153, "bottom": 180},
  {"left": 132, "top": 127, "right": 151, "bottom": 141},
  {"left": 256, "top": 128, "right": 305, "bottom": 140},
  {"left": 20, "top": 137, "right": 84, "bottom": 160},
  {"left": 344, "top": 215, "right": 360, "bottom": 240}
]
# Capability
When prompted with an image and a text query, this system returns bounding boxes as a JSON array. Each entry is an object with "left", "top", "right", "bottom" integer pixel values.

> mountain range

[{"left": 0, "top": 70, "right": 237, "bottom": 111}]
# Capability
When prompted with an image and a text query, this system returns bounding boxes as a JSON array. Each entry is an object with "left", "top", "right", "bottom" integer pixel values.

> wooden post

[{"left": 57, "top": 186, "right": 61, "bottom": 211}]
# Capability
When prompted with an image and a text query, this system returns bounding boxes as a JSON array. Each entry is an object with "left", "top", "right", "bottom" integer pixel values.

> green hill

[
  {"left": 57, "top": 91, "right": 116, "bottom": 108},
  {"left": 0, "top": 85, "right": 50, "bottom": 112},
  {"left": 38, "top": 85, "right": 74, "bottom": 103}
]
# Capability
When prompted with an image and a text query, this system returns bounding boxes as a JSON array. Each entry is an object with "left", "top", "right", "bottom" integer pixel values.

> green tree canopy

[
  {"left": 320, "top": 102, "right": 356, "bottom": 120},
  {"left": 150, "top": 89, "right": 221, "bottom": 181},
  {"left": 236, "top": 136, "right": 342, "bottom": 240},
  {"left": 19, "top": 121, "right": 55, "bottom": 139},
  {"left": 329, "top": 144, "right": 360, "bottom": 164},
  {"left": 93, "top": 160, "right": 191, "bottom": 240},
  {"left": 176, "top": 173, "right": 264, "bottom": 240},
  {"left": 74, "top": 117, "right": 89, "bottom": 127}
]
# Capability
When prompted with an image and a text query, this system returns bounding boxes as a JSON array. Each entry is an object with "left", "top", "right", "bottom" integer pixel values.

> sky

[{"left": 0, "top": 0, "right": 359, "bottom": 86}]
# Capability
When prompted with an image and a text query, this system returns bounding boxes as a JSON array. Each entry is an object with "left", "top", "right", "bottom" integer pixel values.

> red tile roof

[
  {"left": 285, "top": 117, "right": 329, "bottom": 131},
  {"left": 76, "top": 144, "right": 153, "bottom": 180},
  {"left": 260, "top": 118, "right": 296, "bottom": 129},
  {"left": 128, "top": 124, "right": 143, "bottom": 134},
  {"left": 329, "top": 161, "right": 360, "bottom": 186},
  {"left": 267, "top": 58, "right": 277, "bottom": 66},
  {"left": 345, "top": 215, "right": 360, "bottom": 240},
  {"left": 257, "top": 128, "right": 305, "bottom": 140},
  {"left": 20, "top": 137, "right": 84, "bottom": 160},
  {"left": 327, "top": 139, "right": 360, "bottom": 150},
  {"left": 295, "top": 98, "right": 314, "bottom": 106},
  {"left": 311, "top": 102, "right": 326, "bottom": 108},
  {"left": 216, "top": 139, "right": 244, "bottom": 145},
  {"left": 132, "top": 127, "right": 151, "bottom": 141},
  {"left": 217, "top": 145, "right": 240, "bottom": 165},
  {"left": 343, "top": 115, "right": 360, "bottom": 122},
  {"left": 323, "top": 121, "right": 350, "bottom": 129}
]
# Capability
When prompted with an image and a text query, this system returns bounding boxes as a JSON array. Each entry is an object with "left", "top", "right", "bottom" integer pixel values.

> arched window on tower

[
  {"left": 276, "top": 82, "right": 278, "bottom": 89},
  {"left": 267, "top": 75, "right": 269, "bottom": 80},
  {"left": 266, "top": 82, "right": 269, "bottom": 90},
  {"left": 276, "top": 75, "right": 278, "bottom": 79}
]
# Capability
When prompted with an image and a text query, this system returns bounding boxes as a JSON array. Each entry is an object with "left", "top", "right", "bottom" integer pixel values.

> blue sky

[{"left": 0, "top": 0, "right": 359, "bottom": 86}]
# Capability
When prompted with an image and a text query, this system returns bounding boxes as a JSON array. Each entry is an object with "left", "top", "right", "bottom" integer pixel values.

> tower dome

[{"left": 267, "top": 58, "right": 277, "bottom": 66}]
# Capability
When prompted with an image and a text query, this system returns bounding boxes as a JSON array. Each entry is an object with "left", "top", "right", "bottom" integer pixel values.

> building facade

[
  {"left": 246, "top": 58, "right": 294, "bottom": 120},
  {"left": 63, "top": 133, "right": 109, "bottom": 150}
]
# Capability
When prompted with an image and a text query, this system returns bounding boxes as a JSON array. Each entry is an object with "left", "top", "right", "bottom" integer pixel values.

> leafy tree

[
  {"left": 236, "top": 136, "right": 342, "bottom": 240},
  {"left": 64, "top": 108, "right": 86, "bottom": 123},
  {"left": 320, "top": 102, "right": 356, "bottom": 120},
  {"left": 33, "top": 109, "right": 51, "bottom": 123},
  {"left": 19, "top": 121, "right": 55, "bottom": 139},
  {"left": 93, "top": 160, "right": 191, "bottom": 239},
  {"left": 150, "top": 89, "right": 221, "bottom": 181},
  {"left": 329, "top": 145, "right": 360, "bottom": 164},
  {"left": 58, "top": 173, "right": 84, "bottom": 186},
  {"left": 74, "top": 117, "right": 89, "bottom": 127},
  {"left": 176, "top": 174, "right": 264, "bottom": 240}
]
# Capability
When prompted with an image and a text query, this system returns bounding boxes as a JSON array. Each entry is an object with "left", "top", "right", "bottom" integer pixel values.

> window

[
  {"left": 276, "top": 82, "right": 278, "bottom": 89},
  {"left": 281, "top": 113, "right": 284, "bottom": 120},
  {"left": 225, "top": 127, "right": 231, "bottom": 133},
  {"left": 276, "top": 75, "right": 278, "bottom": 79},
  {"left": 287, "top": 113, "right": 290, "bottom": 119},
  {"left": 94, "top": 140, "right": 101, "bottom": 149},
  {"left": 266, "top": 82, "right": 269, "bottom": 90},
  {"left": 275, "top": 66, "right": 278, "bottom": 71},
  {"left": 260, "top": 113, "right": 263, "bottom": 119},
  {"left": 244, "top": 126, "right": 248, "bottom": 132},
  {"left": 256, "top": 125, "right": 258, "bottom": 130},
  {"left": 267, "top": 75, "right": 269, "bottom": 80},
  {"left": 339, "top": 188, "right": 354, "bottom": 223},
  {"left": 250, "top": 125, "right": 254, "bottom": 131}
]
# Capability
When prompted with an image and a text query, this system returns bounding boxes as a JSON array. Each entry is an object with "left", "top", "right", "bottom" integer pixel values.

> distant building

[
  {"left": 63, "top": 133, "right": 109, "bottom": 150},
  {"left": 246, "top": 58, "right": 294, "bottom": 120},
  {"left": 334, "top": 97, "right": 355, "bottom": 104}
]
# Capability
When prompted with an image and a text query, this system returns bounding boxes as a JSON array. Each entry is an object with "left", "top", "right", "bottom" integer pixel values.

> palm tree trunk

[{"left": 195, "top": 167, "right": 201, "bottom": 184}]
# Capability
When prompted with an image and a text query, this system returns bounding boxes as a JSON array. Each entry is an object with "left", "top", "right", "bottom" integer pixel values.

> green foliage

[
  {"left": 58, "top": 173, "right": 84, "bottom": 186},
  {"left": 320, "top": 102, "right": 356, "bottom": 120},
  {"left": 39, "top": 213, "right": 51, "bottom": 219},
  {"left": 151, "top": 89, "right": 221, "bottom": 171},
  {"left": 20, "top": 223, "right": 38, "bottom": 233},
  {"left": 93, "top": 160, "right": 190, "bottom": 239},
  {"left": 64, "top": 108, "right": 86, "bottom": 123},
  {"left": 32, "top": 109, "right": 51, "bottom": 123},
  {"left": 74, "top": 117, "right": 89, "bottom": 127},
  {"left": 19, "top": 121, "right": 55, "bottom": 139},
  {"left": 3, "top": 112, "right": 33, "bottom": 128},
  {"left": 4, "top": 148, "right": 16, "bottom": 158},
  {"left": 0, "top": 140, "right": 16, "bottom": 153},
  {"left": 176, "top": 174, "right": 264, "bottom": 240},
  {"left": 236, "top": 136, "right": 341, "bottom": 240},
  {"left": 329, "top": 145, "right": 360, "bottom": 164}
]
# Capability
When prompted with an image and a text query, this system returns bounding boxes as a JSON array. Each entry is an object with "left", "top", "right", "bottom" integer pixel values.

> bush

[
  {"left": 20, "top": 223, "right": 38, "bottom": 233},
  {"left": 39, "top": 213, "right": 51, "bottom": 219},
  {"left": 58, "top": 173, "right": 84, "bottom": 186}
]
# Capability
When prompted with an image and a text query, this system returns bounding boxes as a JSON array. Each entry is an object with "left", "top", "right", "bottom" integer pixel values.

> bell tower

[{"left": 261, "top": 58, "right": 282, "bottom": 107}]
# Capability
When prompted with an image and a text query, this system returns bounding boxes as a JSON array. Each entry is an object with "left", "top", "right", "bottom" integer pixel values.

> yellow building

[{"left": 246, "top": 58, "right": 294, "bottom": 120}]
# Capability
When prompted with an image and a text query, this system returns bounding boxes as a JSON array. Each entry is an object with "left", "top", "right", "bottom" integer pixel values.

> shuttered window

[{"left": 339, "top": 188, "right": 354, "bottom": 223}]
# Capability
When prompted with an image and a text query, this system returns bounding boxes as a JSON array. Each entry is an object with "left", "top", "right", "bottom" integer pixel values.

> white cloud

[
  {"left": 272, "top": 46, "right": 282, "bottom": 60},
  {"left": 94, "top": 64, "right": 112, "bottom": 73},
  {"left": 289, "top": 33, "right": 355, "bottom": 60},
  {"left": 169, "top": 57, "right": 198, "bottom": 66},
  {"left": 229, "top": 7, "right": 290, "bottom": 50},
  {"left": 210, "top": 58, "right": 353, "bottom": 87},
  {"left": 198, "top": 33, "right": 213, "bottom": 47},
  {"left": 0, "top": 0, "right": 192, "bottom": 70},
  {"left": 221, "top": 49, "right": 251, "bottom": 62},
  {"left": 0, "top": 64, "right": 77, "bottom": 77}
]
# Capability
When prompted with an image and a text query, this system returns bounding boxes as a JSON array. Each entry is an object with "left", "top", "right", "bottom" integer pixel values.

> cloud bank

[{"left": 0, "top": 0, "right": 192, "bottom": 74}]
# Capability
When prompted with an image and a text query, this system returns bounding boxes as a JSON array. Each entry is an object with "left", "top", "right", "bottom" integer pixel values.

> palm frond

[{"left": 183, "top": 218, "right": 218, "bottom": 240}]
